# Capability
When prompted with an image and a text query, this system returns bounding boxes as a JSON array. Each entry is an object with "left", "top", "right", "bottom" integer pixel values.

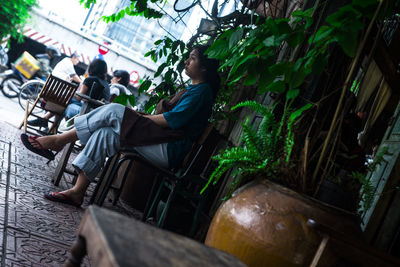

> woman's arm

[
  {"left": 74, "top": 84, "right": 89, "bottom": 101},
  {"left": 143, "top": 114, "right": 170, "bottom": 128}
]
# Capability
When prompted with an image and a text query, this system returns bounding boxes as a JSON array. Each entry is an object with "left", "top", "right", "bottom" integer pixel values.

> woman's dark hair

[
  {"left": 88, "top": 59, "right": 108, "bottom": 80},
  {"left": 113, "top": 70, "right": 130, "bottom": 87},
  {"left": 192, "top": 45, "right": 221, "bottom": 98}
]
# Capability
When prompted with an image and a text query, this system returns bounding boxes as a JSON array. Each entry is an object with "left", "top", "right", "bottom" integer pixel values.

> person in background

[
  {"left": 35, "top": 46, "right": 60, "bottom": 79},
  {"left": 110, "top": 69, "right": 131, "bottom": 101},
  {"left": 64, "top": 59, "right": 110, "bottom": 119},
  {"left": 27, "top": 59, "right": 110, "bottom": 129},
  {"left": 52, "top": 53, "right": 82, "bottom": 84}
]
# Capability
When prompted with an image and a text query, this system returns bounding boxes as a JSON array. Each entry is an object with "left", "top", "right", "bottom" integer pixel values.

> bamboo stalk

[{"left": 311, "top": 0, "right": 385, "bottom": 187}]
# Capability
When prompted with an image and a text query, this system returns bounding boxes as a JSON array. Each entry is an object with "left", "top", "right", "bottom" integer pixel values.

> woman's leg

[
  {"left": 57, "top": 171, "right": 90, "bottom": 205},
  {"left": 64, "top": 102, "right": 82, "bottom": 119},
  {"left": 29, "top": 103, "right": 125, "bottom": 151},
  {"left": 55, "top": 127, "right": 121, "bottom": 203},
  {"left": 73, "top": 127, "right": 121, "bottom": 181},
  {"left": 73, "top": 103, "right": 125, "bottom": 144}
]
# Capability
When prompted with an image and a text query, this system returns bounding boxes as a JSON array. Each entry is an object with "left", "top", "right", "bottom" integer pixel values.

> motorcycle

[
  {"left": 0, "top": 45, "right": 8, "bottom": 73},
  {"left": 0, "top": 65, "right": 45, "bottom": 114},
  {"left": 1, "top": 64, "right": 46, "bottom": 98}
]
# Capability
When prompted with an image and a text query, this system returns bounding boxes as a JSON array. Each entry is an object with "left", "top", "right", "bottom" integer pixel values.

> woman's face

[
  {"left": 185, "top": 49, "right": 205, "bottom": 80},
  {"left": 111, "top": 76, "right": 121, "bottom": 84}
]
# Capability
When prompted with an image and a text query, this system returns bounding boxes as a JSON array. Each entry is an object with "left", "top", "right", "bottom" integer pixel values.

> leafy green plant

[
  {"left": 80, "top": 0, "right": 164, "bottom": 21},
  {"left": 201, "top": 0, "right": 384, "bottom": 200},
  {"left": 201, "top": 100, "right": 311, "bottom": 197},
  {"left": 207, "top": 0, "right": 379, "bottom": 95},
  {"left": 113, "top": 94, "right": 136, "bottom": 107},
  {"left": 140, "top": 37, "right": 187, "bottom": 113},
  {"left": 0, "top": 0, "right": 38, "bottom": 40}
]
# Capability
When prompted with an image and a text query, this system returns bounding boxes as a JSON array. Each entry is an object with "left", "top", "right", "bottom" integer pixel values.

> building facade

[{"left": 102, "top": 0, "right": 194, "bottom": 56}]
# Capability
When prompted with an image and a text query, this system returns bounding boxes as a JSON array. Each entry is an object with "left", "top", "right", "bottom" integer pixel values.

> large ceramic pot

[{"left": 205, "top": 180, "right": 362, "bottom": 266}]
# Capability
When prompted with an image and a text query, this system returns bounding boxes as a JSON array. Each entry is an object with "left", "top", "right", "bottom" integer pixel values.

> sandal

[
  {"left": 44, "top": 192, "right": 82, "bottom": 207},
  {"left": 20, "top": 133, "right": 55, "bottom": 160}
]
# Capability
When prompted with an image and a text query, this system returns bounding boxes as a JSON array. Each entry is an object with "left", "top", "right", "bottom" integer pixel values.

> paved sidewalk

[{"left": 0, "top": 121, "right": 141, "bottom": 266}]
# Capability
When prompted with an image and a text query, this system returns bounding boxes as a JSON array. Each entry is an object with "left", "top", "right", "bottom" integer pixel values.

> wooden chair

[
  {"left": 19, "top": 74, "right": 78, "bottom": 135},
  {"left": 52, "top": 82, "right": 108, "bottom": 186},
  {"left": 89, "top": 125, "right": 226, "bottom": 236}
]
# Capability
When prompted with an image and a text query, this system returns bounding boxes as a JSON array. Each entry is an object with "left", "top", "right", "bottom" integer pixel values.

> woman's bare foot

[
  {"left": 44, "top": 189, "right": 84, "bottom": 207},
  {"left": 29, "top": 135, "right": 65, "bottom": 152},
  {"left": 29, "top": 129, "right": 79, "bottom": 152},
  {"left": 56, "top": 189, "right": 84, "bottom": 205}
]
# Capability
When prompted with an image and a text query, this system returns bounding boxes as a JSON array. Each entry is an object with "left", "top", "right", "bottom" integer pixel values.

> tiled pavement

[{"left": 0, "top": 122, "right": 141, "bottom": 266}]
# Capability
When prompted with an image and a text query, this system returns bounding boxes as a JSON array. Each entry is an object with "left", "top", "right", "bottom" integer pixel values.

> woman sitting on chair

[
  {"left": 20, "top": 45, "right": 220, "bottom": 207},
  {"left": 27, "top": 59, "right": 110, "bottom": 130},
  {"left": 64, "top": 59, "right": 110, "bottom": 120}
]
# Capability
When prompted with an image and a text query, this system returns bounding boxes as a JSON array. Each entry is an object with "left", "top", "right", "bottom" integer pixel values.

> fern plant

[{"left": 202, "top": 100, "right": 311, "bottom": 197}]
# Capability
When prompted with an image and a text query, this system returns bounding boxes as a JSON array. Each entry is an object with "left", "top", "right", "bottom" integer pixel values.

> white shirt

[
  {"left": 52, "top": 58, "right": 76, "bottom": 81},
  {"left": 110, "top": 83, "right": 129, "bottom": 96},
  {"left": 110, "top": 83, "right": 132, "bottom": 108}
]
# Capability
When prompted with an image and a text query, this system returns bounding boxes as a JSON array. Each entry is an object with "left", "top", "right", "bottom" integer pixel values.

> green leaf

[
  {"left": 292, "top": 8, "right": 314, "bottom": 28},
  {"left": 171, "top": 41, "right": 179, "bottom": 52},
  {"left": 154, "top": 62, "right": 167, "bottom": 77},
  {"left": 326, "top": 6, "right": 361, "bottom": 27},
  {"left": 311, "top": 53, "right": 328, "bottom": 74},
  {"left": 228, "top": 61, "right": 249, "bottom": 85},
  {"left": 263, "top": 36, "right": 276, "bottom": 47},
  {"left": 207, "top": 38, "right": 229, "bottom": 59},
  {"left": 229, "top": 28, "right": 244, "bottom": 49},
  {"left": 144, "top": 50, "right": 153, "bottom": 57},
  {"left": 294, "top": 58, "right": 303, "bottom": 72},
  {"left": 352, "top": 0, "right": 377, "bottom": 8},
  {"left": 258, "top": 70, "right": 275, "bottom": 94},
  {"left": 113, "top": 94, "right": 136, "bottom": 106},
  {"left": 154, "top": 39, "right": 162, "bottom": 45},
  {"left": 243, "top": 63, "right": 259, "bottom": 86},
  {"left": 310, "top": 26, "right": 334, "bottom": 44},
  {"left": 289, "top": 103, "right": 312, "bottom": 121},
  {"left": 286, "top": 30, "right": 305, "bottom": 47},
  {"left": 269, "top": 62, "right": 288, "bottom": 76},
  {"left": 290, "top": 67, "right": 306, "bottom": 89},
  {"left": 176, "top": 60, "right": 185, "bottom": 73},
  {"left": 139, "top": 80, "right": 152, "bottom": 94},
  {"left": 336, "top": 30, "right": 358, "bottom": 57},
  {"left": 276, "top": 20, "right": 292, "bottom": 35},
  {"left": 265, "top": 80, "right": 286, "bottom": 93},
  {"left": 286, "top": 89, "right": 299, "bottom": 100},
  {"left": 164, "top": 68, "right": 172, "bottom": 83}
]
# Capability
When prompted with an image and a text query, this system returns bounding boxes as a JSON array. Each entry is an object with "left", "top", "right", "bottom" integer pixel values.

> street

[{"left": 0, "top": 90, "right": 26, "bottom": 128}]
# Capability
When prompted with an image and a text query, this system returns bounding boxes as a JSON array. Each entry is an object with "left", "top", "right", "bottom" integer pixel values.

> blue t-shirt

[{"left": 163, "top": 83, "right": 213, "bottom": 168}]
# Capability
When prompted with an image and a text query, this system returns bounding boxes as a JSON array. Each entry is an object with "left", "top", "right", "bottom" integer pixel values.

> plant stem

[{"left": 311, "top": 0, "right": 385, "bottom": 188}]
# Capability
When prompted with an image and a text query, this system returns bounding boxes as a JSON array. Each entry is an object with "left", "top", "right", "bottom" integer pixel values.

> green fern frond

[
  {"left": 241, "top": 118, "right": 262, "bottom": 158},
  {"left": 232, "top": 100, "right": 271, "bottom": 116}
]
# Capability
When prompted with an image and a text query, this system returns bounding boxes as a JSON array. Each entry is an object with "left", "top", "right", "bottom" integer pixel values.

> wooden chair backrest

[{"left": 39, "top": 74, "right": 78, "bottom": 107}]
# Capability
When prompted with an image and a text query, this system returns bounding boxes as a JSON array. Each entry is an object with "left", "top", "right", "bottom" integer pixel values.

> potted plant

[{"left": 197, "top": 0, "right": 393, "bottom": 265}]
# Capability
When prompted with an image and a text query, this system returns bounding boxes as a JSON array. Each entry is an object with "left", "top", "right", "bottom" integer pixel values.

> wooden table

[{"left": 64, "top": 206, "right": 246, "bottom": 267}]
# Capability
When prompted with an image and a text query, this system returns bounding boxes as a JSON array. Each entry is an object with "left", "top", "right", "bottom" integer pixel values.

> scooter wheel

[{"left": 1, "top": 76, "right": 22, "bottom": 98}]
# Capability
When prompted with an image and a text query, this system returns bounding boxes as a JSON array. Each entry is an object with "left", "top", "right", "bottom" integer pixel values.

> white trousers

[{"left": 72, "top": 103, "right": 169, "bottom": 181}]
